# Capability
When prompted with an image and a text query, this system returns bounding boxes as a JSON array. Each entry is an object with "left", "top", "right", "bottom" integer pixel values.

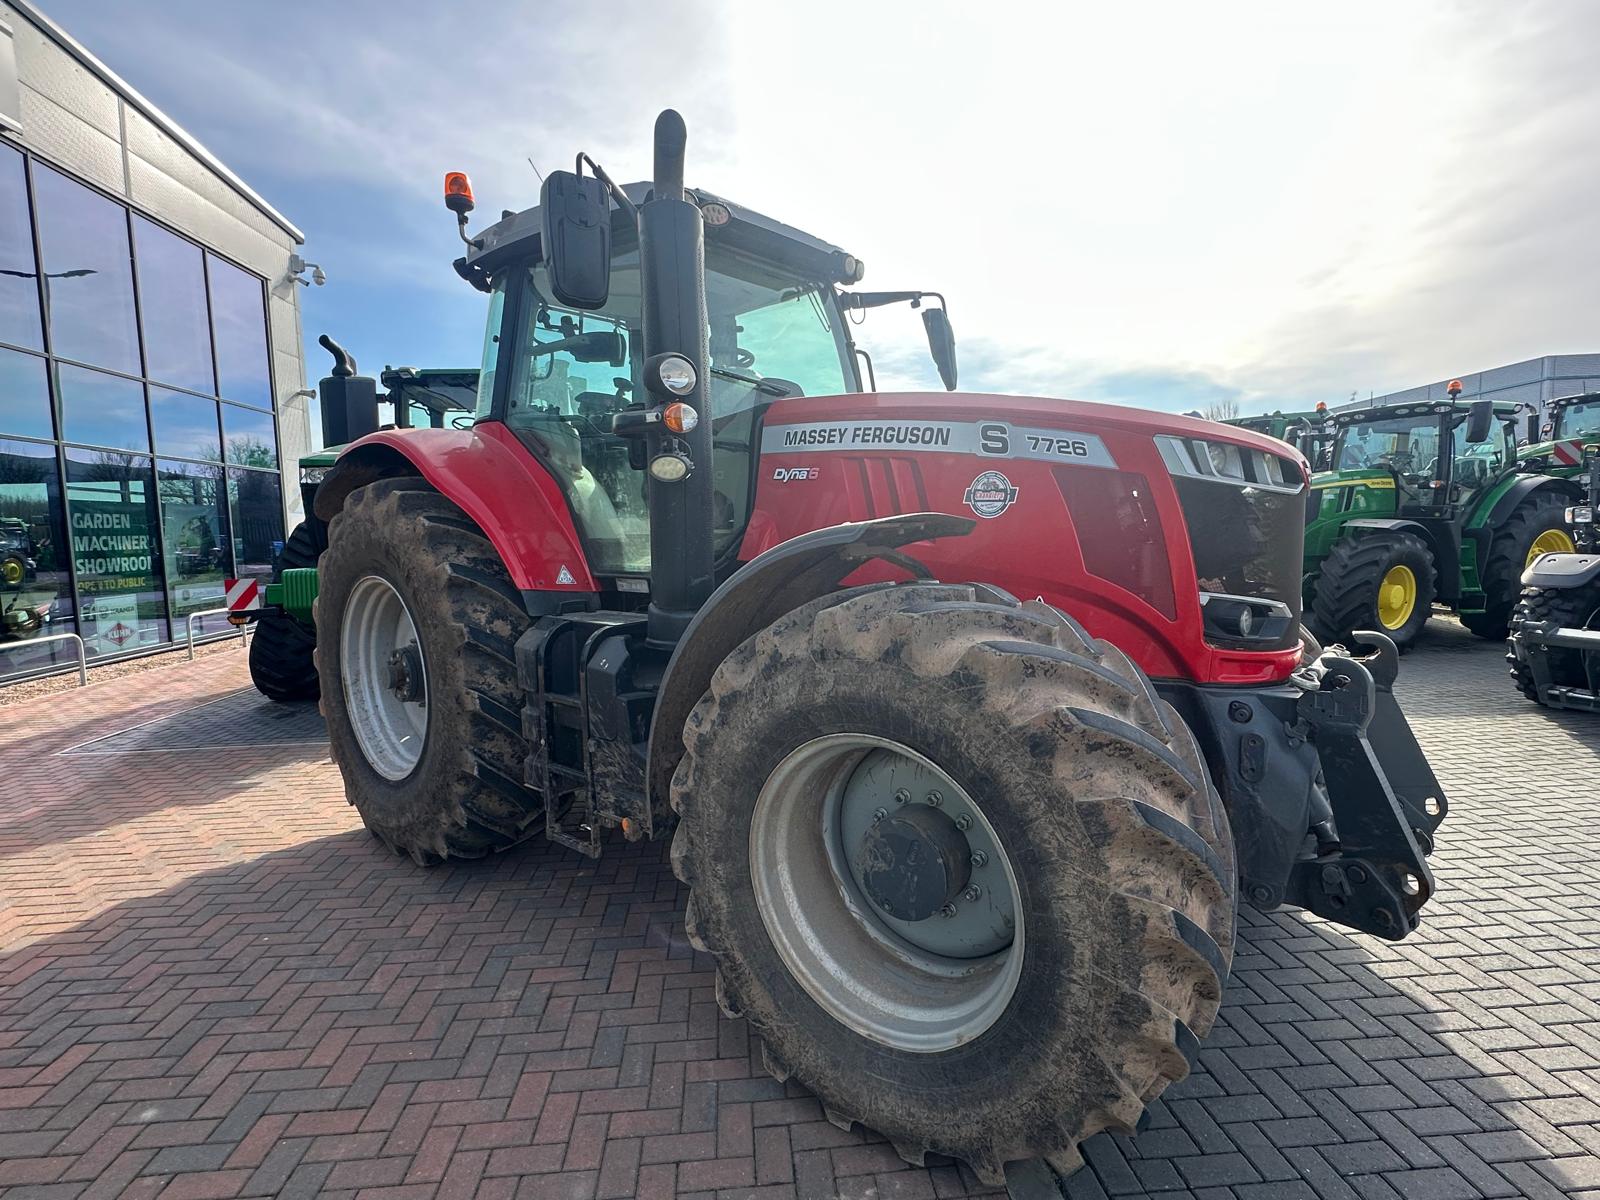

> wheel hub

[
  {"left": 386, "top": 645, "right": 425, "bottom": 703},
  {"left": 856, "top": 805, "right": 972, "bottom": 922}
]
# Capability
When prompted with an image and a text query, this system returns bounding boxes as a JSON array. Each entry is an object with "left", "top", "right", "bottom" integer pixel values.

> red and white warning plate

[{"left": 224, "top": 577, "right": 261, "bottom": 611}]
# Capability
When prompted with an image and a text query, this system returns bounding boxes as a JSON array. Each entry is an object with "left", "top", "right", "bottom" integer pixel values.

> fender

[
  {"left": 1479, "top": 473, "right": 1580, "bottom": 530},
  {"left": 1522, "top": 551, "right": 1600, "bottom": 589},
  {"left": 314, "top": 421, "right": 599, "bottom": 602},
  {"left": 645, "top": 512, "right": 975, "bottom": 814}
]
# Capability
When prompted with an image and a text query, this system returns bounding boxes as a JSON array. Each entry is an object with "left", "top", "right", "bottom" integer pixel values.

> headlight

[
  {"left": 300, "top": 466, "right": 331, "bottom": 486},
  {"left": 648, "top": 453, "right": 692, "bottom": 482},
  {"left": 1566, "top": 506, "right": 1593, "bottom": 524},
  {"left": 1200, "top": 592, "right": 1295, "bottom": 647},
  {"left": 647, "top": 353, "right": 697, "bottom": 397}
]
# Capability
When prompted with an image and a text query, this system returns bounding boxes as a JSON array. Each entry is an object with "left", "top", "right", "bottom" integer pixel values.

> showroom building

[
  {"left": 0, "top": 1, "right": 311, "bottom": 680},
  {"left": 1355, "top": 353, "right": 1600, "bottom": 415}
]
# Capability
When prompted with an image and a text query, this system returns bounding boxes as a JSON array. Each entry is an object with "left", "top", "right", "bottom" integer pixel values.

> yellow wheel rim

[
  {"left": 1, "top": 559, "right": 20, "bottom": 586},
  {"left": 1377, "top": 564, "right": 1417, "bottom": 630},
  {"left": 1527, "top": 528, "right": 1575, "bottom": 567}
]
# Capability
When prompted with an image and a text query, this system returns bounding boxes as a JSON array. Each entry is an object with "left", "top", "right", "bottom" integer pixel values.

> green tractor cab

[
  {"left": 1518, "top": 390, "right": 1600, "bottom": 478},
  {"left": 1225, "top": 407, "right": 1335, "bottom": 469},
  {"left": 246, "top": 352, "right": 479, "bottom": 701},
  {"left": 1305, "top": 388, "right": 1578, "bottom": 649}
]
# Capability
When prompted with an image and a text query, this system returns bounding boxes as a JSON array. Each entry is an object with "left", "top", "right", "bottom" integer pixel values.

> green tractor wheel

[
  {"left": 1460, "top": 497, "right": 1573, "bottom": 640},
  {"left": 1309, "top": 532, "right": 1436, "bottom": 650}
]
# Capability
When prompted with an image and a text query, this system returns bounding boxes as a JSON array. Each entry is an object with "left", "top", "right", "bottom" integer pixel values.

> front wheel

[
  {"left": 1507, "top": 580, "right": 1600, "bottom": 704},
  {"left": 1462, "top": 497, "right": 1573, "bottom": 640},
  {"left": 1310, "top": 532, "right": 1436, "bottom": 650},
  {"left": 248, "top": 519, "right": 325, "bottom": 703},
  {"left": 315, "top": 478, "right": 543, "bottom": 863},
  {"left": 669, "top": 583, "right": 1235, "bottom": 1184}
]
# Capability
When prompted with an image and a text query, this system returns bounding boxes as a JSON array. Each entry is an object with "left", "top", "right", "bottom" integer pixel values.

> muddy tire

[
  {"left": 1507, "top": 580, "right": 1600, "bottom": 704},
  {"left": 315, "top": 478, "right": 541, "bottom": 864},
  {"left": 1310, "top": 532, "right": 1435, "bottom": 650},
  {"left": 1461, "top": 497, "right": 1571, "bottom": 640},
  {"left": 669, "top": 583, "right": 1235, "bottom": 1185},
  {"left": 248, "top": 519, "right": 325, "bottom": 703}
]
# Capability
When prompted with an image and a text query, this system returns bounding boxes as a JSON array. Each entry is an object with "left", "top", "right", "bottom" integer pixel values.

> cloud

[{"left": 42, "top": 0, "right": 1600, "bottom": 413}]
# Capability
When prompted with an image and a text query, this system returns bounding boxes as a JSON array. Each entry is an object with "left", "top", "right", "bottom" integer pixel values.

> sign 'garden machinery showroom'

[{"left": 71, "top": 502, "right": 161, "bottom": 655}]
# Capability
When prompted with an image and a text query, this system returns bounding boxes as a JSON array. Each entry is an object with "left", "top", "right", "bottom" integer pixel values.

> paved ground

[{"left": 1, "top": 621, "right": 1599, "bottom": 1199}]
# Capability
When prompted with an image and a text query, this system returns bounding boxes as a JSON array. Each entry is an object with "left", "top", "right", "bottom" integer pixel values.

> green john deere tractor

[
  {"left": 1305, "top": 388, "right": 1578, "bottom": 650},
  {"left": 246, "top": 340, "right": 479, "bottom": 701},
  {"left": 1225, "top": 407, "right": 1335, "bottom": 470},
  {"left": 1518, "top": 390, "right": 1600, "bottom": 479}
]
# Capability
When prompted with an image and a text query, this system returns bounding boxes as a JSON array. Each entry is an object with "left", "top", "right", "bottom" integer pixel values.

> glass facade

[{"left": 0, "top": 141, "right": 284, "bottom": 679}]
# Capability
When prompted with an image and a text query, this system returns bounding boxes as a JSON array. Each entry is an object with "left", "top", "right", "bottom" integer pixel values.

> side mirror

[
  {"left": 570, "top": 331, "right": 626, "bottom": 366},
  {"left": 540, "top": 171, "right": 612, "bottom": 310},
  {"left": 1465, "top": 398, "right": 1494, "bottom": 444},
  {"left": 1527, "top": 413, "right": 1540, "bottom": 444},
  {"left": 921, "top": 307, "right": 958, "bottom": 391}
]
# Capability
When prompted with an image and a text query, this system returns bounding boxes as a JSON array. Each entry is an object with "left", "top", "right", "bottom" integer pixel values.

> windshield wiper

[{"left": 709, "top": 366, "right": 795, "bottom": 397}]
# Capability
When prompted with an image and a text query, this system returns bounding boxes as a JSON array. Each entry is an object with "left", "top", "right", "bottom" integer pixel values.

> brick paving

[{"left": 1, "top": 619, "right": 1598, "bottom": 1198}]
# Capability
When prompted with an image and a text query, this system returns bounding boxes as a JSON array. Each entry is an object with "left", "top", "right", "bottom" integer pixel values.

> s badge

[{"left": 964, "top": 470, "right": 1018, "bottom": 518}]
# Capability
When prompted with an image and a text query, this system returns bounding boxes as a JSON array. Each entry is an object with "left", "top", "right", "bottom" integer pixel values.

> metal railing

[
  {"left": 186, "top": 608, "right": 254, "bottom": 660},
  {"left": 2, "top": 631, "right": 88, "bottom": 687}
]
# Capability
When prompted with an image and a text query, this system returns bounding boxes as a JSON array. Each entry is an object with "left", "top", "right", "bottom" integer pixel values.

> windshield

[
  {"left": 1557, "top": 400, "right": 1600, "bottom": 441},
  {"left": 476, "top": 240, "right": 853, "bottom": 576},
  {"left": 1335, "top": 416, "right": 1442, "bottom": 475}
]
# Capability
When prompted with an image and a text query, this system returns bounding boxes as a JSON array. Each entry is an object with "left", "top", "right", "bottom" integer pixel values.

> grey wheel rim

[
  {"left": 748, "top": 734, "right": 1024, "bottom": 1053},
  {"left": 340, "top": 574, "right": 428, "bottom": 781}
]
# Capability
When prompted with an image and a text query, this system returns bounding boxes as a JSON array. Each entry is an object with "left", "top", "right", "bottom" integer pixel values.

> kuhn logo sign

[
  {"left": 772, "top": 467, "right": 819, "bottom": 483},
  {"left": 964, "top": 470, "right": 1018, "bottom": 518}
]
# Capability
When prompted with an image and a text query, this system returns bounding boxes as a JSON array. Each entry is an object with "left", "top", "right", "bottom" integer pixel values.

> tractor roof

[
  {"left": 463, "top": 183, "right": 861, "bottom": 286},
  {"left": 1551, "top": 390, "right": 1600, "bottom": 409},
  {"left": 1331, "top": 397, "right": 1521, "bottom": 426}
]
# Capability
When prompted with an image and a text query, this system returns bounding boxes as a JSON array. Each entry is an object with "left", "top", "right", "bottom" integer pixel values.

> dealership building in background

[
  {"left": 1357, "top": 353, "right": 1600, "bottom": 415},
  {"left": 0, "top": 1, "right": 312, "bottom": 681}
]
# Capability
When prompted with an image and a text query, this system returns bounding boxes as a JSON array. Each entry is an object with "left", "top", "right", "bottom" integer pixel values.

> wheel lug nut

[
  {"left": 969, "top": 850, "right": 988, "bottom": 868},
  {"left": 963, "top": 884, "right": 982, "bottom": 902},
  {"left": 954, "top": 813, "right": 972, "bottom": 831},
  {"left": 925, "top": 790, "right": 943, "bottom": 807},
  {"left": 893, "top": 788, "right": 910, "bottom": 805},
  {"left": 938, "top": 903, "right": 957, "bottom": 919},
  {"left": 872, "top": 807, "right": 888, "bottom": 823}
]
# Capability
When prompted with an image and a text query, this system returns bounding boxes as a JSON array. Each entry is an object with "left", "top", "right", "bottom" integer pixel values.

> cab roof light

[{"left": 444, "top": 171, "right": 475, "bottom": 215}]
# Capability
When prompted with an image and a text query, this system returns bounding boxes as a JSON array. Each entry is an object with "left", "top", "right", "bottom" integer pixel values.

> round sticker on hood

[{"left": 964, "top": 470, "right": 1018, "bottom": 519}]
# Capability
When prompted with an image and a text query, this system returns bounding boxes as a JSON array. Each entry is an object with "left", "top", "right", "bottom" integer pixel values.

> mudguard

[
  {"left": 645, "top": 513, "right": 975, "bottom": 815},
  {"left": 1522, "top": 551, "right": 1600, "bottom": 589}
]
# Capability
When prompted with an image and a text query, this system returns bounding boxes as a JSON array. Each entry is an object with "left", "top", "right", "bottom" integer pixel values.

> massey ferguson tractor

[{"left": 307, "top": 111, "right": 1446, "bottom": 1187}]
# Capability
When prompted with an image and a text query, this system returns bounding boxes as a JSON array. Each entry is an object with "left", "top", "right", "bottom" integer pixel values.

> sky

[{"left": 43, "top": 0, "right": 1600, "bottom": 418}]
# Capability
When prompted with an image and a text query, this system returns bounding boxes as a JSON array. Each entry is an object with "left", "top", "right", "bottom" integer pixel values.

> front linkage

[{"left": 1162, "top": 630, "right": 1444, "bottom": 942}]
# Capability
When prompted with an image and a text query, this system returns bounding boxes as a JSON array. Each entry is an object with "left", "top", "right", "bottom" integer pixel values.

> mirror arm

[
  {"left": 854, "top": 347, "right": 878, "bottom": 391},
  {"left": 576, "top": 153, "right": 638, "bottom": 220}
]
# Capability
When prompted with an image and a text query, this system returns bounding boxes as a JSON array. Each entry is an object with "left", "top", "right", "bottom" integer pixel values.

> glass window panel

[
  {"left": 0, "top": 145, "right": 42, "bottom": 351},
  {"left": 0, "top": 347, "right": 53, "bottom": 440},
  {"left": 32, "top": 165, "right": 140, "bottom": 374},
  {"left": 0, "top": 436, "right": 77, "bottom": 677},
  {"left": 158, "top": 459, "right": 231, "bottom": 630},
  {"left": 222, "top": 401, "right": 277, "bottom": 468},
  {"left": 58, "top": 363, "right": 149, "bottom": 453},
  {"left": 208, "top": 255, "right": 270, "bottom": 406},
  {"left": 227, "top": 468, "right": 283, "bottom": 587},
  {"left": 134, "top": 218, "right": 215, "bottom": 393},
  {"left": 150, "top": 387, "right": 221, "bottom": 462},
  {"left": 64, "top": 446, "right": 167, "bottom": 654}
]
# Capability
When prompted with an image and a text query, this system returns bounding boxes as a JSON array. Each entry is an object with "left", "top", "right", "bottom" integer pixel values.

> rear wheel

[
  {"left": 1461, "top": 497, "right": 1573, "bottom": 640},
  {"left": 315, "top": 478, "right": 542, "bottom": 863},
  {"left": 1310, "top": 532, "right": 1435, "bottom": 650},
  {"left": 670, "top": 583, "right": 1235, "bottom": 1184},
  {"left": 1507, "top": 580, "right": 1600, "bottom": 704},
  {"left": 248, "top": 519, "right": 325, "bottom": 703}
]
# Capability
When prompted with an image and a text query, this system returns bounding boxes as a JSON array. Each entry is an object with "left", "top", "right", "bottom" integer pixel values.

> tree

[{"left": 1202, "top": 397, "right": 1240, "bottom": 422}]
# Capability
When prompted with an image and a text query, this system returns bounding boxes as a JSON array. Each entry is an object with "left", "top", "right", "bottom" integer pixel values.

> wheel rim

[
  {"left": 1377, "top": 564, "right": 1417, "bottom": 630},
  {"left": 339, "top": 575, "right": 428, "bottom": 780},
  {"left": 1527, "top": 528, "right": 1575, "bottom": 567},
  {"left": 1, "top": 558, "right": 21, "bottom": 586},
  {"left": 748, "top": 734, "right": 1024, "bottom": 1053}
]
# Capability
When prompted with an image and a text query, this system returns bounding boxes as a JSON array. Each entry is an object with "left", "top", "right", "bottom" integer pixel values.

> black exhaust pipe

[
  {"left": 316, "top": 334, "right": 379, "bottom": 448},
  {"left": 639, "top": 110, "right": 714, "bottom": 648}
]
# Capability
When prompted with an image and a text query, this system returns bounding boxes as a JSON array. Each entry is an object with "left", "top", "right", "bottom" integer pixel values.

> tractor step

[{"left": 515, "top": 611, "right": 658, "bottom": 857}]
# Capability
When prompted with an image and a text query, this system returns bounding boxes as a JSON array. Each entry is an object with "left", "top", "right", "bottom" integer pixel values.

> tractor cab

[
  {"left": 1551, "top": 392, "right": 1600, "bottom": 442},
  {"left": 1325, "top": 394, "right": 1515, "bottom": 519},
  {"left": 455, "top": 181, "right": 954, "bottom": 583},
  {"left": 1226, "top": 406, "right": 1333, "bottom": 468},
  {"left": 1520, "top": 391, "right": 1600, "bottom": 478}
]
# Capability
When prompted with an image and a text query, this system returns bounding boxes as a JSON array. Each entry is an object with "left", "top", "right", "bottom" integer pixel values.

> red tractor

[{"left": 310, "top": 112, "right": 1445, "bottom": 1186}]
